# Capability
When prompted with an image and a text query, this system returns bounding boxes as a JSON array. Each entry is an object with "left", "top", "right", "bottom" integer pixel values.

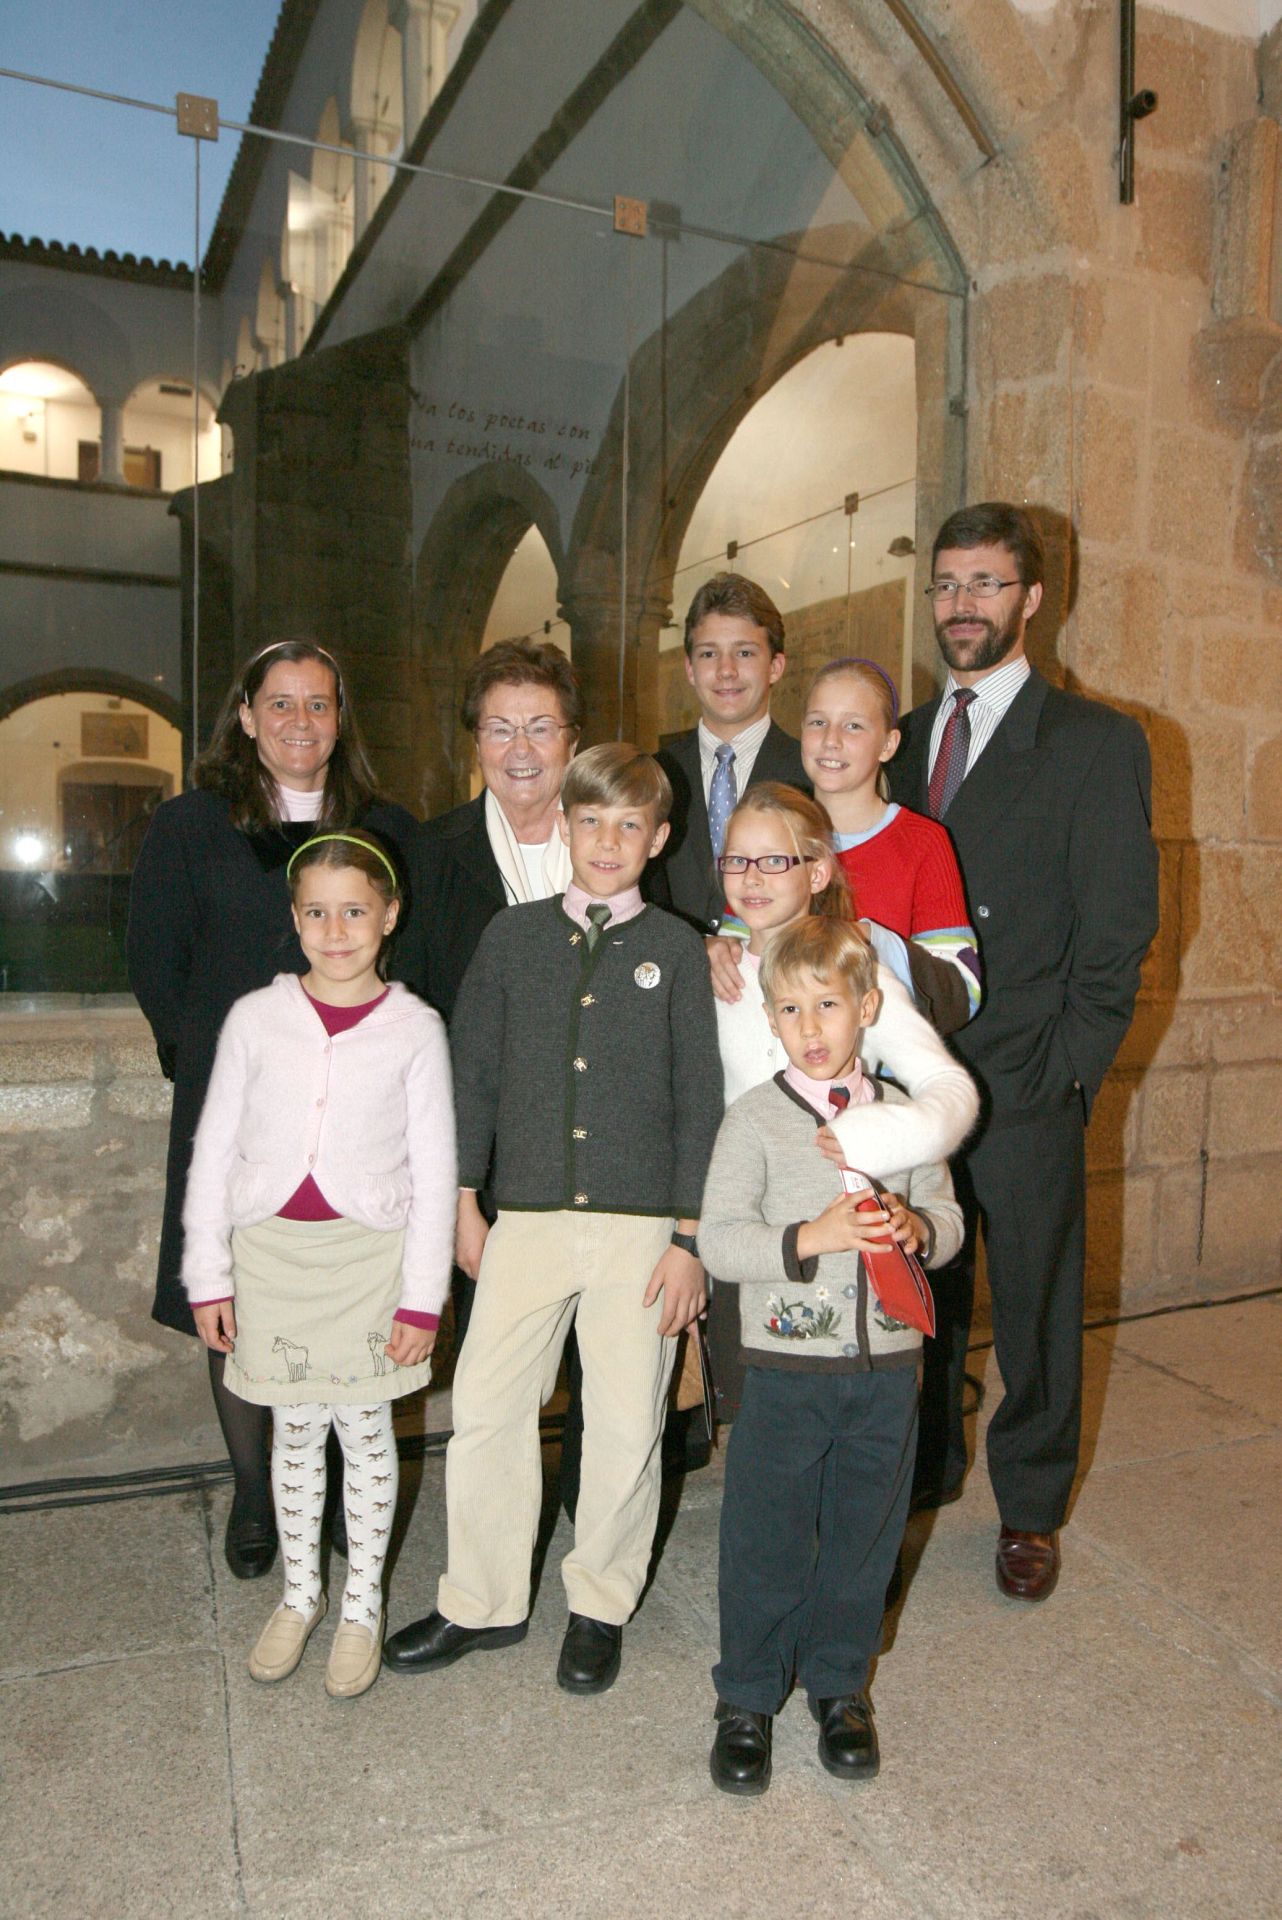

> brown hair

[
  {"left": 560, "top": 742, "right": 673, "bottom": 825},
  {"left": 287, "top": 828, "right": 402, "bottom": 978},
  {"left": 191, "top": 640, "right": 384, "bottom": 834},
  {"left": 683, "top": 572, "right": 785, "bottom": 657},
  {"left": 803, "top": 658, "right": 901, "bottom": 804},
  {"left": 726, "top": 782, "right": 854, "bottom": 922},
  {"left": 931, "top": 502, "right": 1045, "bottom": 589},
  {"left": 460, "top": 639, "right": 583, "bottom": 734},
  {"left": 759, "top": 914, "right": 877, "bottom": 1008}
]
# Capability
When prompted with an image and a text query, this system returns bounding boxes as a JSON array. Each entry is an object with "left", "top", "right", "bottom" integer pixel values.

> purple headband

[{"left": 819, "top": 655, "right": 900, "bottom": 725}]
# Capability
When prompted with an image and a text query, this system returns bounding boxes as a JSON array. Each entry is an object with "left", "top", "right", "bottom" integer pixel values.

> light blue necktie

[{"left": 708, "top": 742, "right": 738, "bottom": 860}]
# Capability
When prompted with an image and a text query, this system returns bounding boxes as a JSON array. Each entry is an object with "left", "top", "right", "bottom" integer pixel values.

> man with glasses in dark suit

[{"left": 891, "top": 503, "right": 1158, "bottom": 1601}]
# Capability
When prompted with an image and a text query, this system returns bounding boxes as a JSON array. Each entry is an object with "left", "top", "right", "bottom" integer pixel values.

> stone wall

[{"left": 0, "top": 1002, "right": 219, "bottom": 1481}]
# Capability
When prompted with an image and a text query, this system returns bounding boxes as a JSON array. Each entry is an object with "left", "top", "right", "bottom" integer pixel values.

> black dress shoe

[
  {"left": 710, "top": 1701, "right": 772, "bottom": 1795},
  {"left": 810, "top": 1693, "right": 880, "bottom": 1780},
  {"left": 556, "top": 1613, "right": 622, "bottom": 1694},
  {"left": 382, "top": 1609, "right": 528, "bottom": 1674},
  {"left": 224, "top": 1497, "right": 277, "bottom": 1580}
]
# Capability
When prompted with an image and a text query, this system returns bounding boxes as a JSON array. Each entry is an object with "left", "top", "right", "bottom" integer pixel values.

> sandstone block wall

[{"left": 0, "top": 1004, "right": 219, "bottom": 1481}]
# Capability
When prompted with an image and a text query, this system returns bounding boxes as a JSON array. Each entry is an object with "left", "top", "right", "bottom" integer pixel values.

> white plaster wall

[
  {"left": 1011, "top": 0, "right": 1281, "bottom": 35},
  {"left": 0, "top": 261, "right": 219, "bottom": 409}
]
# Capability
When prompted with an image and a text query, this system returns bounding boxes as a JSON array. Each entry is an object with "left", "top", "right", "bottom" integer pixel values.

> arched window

[
  {"left": 120, "top": 379, "right": 219, "bottom": 493},
  {"left": 664, "top": 335, "right": 917, "bottom": 738},
  {"left": 0, "top": 360, "right": 100, "bottom": 483}
]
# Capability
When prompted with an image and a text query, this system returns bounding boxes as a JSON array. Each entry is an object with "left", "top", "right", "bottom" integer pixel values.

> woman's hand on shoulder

[
  {"left": 706, "top": 935, "right": 745, "bottom": 1005},
  {"left": 192, "top": 1300, "right": 236, "bottom": 1352},
  {"left": 386, "top": 1321, "right": 436, "bottom": 1368}
]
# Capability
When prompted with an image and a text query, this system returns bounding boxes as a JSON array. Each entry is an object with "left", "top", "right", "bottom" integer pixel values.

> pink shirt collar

[
  {"left": 562, "top": 882, "right": 645, "bottom": 933},
  {"left": 783, "top": 1058, "right": 874, "bottom": 1119}
]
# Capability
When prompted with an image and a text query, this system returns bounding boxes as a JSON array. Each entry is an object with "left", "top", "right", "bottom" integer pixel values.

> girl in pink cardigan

[{"left": 184, "top": 831, "right": 456, "bottom": 1700}]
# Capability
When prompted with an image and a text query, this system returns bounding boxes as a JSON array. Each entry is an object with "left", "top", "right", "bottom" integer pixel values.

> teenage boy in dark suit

[
  {"left": 650, "top": 572, "right": 808, "bottom": 934},
  {"left": 890, "top": 502, "right": 1158, "bottom": 1601}
]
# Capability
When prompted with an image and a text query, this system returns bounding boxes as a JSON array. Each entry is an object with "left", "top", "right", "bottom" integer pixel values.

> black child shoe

[
  {"left": 810, "top": 1693, "right": 880, "bottom": 1780},
  {"left": 224, "top": 1494, "right": 278, "bottom": 1580},
  {"left": 556, "top": 1614, "right": 622, "bottom": 1694},
  {"left": 382, "top": 1609, "right": 528, "bottom": 1674},
  {"left": 709, "top": 1701, "right": 773, "bottom": 1795}
]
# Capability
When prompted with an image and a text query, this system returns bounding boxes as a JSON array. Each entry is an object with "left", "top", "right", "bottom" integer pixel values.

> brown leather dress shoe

[{"left": 995, "top": 1526, "right": 1061, "bottom": 1601}]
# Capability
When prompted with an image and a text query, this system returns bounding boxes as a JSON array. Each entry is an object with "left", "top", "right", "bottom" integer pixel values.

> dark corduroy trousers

[{"left": 713, "top": 1364, "right": 917, "bottom": 1715}]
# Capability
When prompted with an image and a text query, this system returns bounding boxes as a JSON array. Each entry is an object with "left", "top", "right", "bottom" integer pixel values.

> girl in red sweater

[{"left": 800, "top": 659, "right": 980, "bottom": 1022}]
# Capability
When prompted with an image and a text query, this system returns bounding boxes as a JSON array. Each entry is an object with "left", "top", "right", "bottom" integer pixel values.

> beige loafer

[
  {"left": 248, "top": 1595, "right": 327, "bottom": 1683},
  {"left": 325, "top": 1611, "right": 385, "bottom": 1699}
]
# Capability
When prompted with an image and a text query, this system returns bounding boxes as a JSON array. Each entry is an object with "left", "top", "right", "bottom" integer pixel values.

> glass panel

[
  {"left": 1, "top": 0, "right": 968, "bottom": 997},
  {"left": 0, "top": 83, "right": 199, "bottom": 993}
]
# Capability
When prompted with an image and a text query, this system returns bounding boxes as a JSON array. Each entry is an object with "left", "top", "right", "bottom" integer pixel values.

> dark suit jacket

[
  {"left": 650, "top": 720, "right": 809, "bottom": 932},
  {"left": 391, "top": 792, "right": 507, "bottom": 1022},
  {"left": 889, "top": 669, "right": 1157, "bottom": 1123}
]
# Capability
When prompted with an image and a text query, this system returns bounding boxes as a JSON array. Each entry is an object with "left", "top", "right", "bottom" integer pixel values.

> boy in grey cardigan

[
  {"left": 384, "top": 745, "right": 724, "bottom": 1697},
  {"left": 699, "top": 916, "right": 968, "bottom": 1795}
]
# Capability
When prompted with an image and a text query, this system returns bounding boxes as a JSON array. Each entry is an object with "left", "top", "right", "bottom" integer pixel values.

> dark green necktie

[{"left": 585, "top": 901, "right": 612, "bottom": 951}]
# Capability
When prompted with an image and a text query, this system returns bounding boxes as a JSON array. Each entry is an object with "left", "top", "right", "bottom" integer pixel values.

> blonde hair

[
  {"left": 725, "top": 782, "right": 854, "bottom": 921},
  {"left": 804, "top": 657, "right": 901, "bottom": 804},
  {"left": 759, "top": 915, "right": 877, "bottom": 1007},
  {"left": 560, "top": 742, "right": 672, "bottom": 825}
]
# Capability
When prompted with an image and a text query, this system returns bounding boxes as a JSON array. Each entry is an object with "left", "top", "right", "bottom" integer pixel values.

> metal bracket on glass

[
  {"left": 176, "top": 92, "right": 219, "bottom": 141},
  {"left": 845, "top": 493, "right": 860, "bottom": 517},
  {"left": 613, "top": 195, "right": 647, "bottom": 238},
  {"left": 1118, "top": 0, "right": 1157, "bottom": 205}
]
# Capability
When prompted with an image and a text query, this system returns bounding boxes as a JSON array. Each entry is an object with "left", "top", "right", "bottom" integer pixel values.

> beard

[{"left": 935, "top": 603, "right": 1024, "bottom": 674}]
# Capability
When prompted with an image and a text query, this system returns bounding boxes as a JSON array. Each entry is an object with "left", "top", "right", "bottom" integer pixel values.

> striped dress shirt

[{"left": 926, "top": 654, "right": 1031, "bottom": 786}]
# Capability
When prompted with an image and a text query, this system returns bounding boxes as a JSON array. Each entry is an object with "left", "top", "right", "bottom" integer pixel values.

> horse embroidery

[
  {"left": 273, "top": 1336, "right": 309, "bottom": 1382},
  {"left": 367, "top": 1332, "right": 391, "bottom": 1376}
]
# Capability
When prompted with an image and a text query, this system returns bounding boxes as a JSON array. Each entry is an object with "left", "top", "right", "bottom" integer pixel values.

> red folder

[{"left": 840, "top": 1168, "right": 936, "bottom": 1337}]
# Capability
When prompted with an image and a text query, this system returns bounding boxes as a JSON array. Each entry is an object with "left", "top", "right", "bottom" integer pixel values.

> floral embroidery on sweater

[{"left": 764, "top": 1291, "right": 843, "bottom": 1341}]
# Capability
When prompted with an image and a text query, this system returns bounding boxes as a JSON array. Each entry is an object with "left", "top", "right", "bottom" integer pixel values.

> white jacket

[
  {"left": 182, "top": 975, "right": 457, "bottom": 1315},
  {"left": 716, "top": 957, "right": 978, "bottom": 1179}
]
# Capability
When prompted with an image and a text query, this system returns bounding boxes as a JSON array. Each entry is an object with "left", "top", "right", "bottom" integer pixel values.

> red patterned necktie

[
  {"left": 829, "top": 1084, "right": 851, "bottom": 1113},
  {"left": 927, "top": 688, "right": 977, "bottom": 820}
]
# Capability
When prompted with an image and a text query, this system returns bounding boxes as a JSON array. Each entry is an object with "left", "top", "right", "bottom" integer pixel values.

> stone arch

[
  {"left": 412, "top": 463, "right": 566, "bottom": 813},
  {"left": 562, "top": 0, "right": 1074, "bottom": 742},
  {"left": 349, "top": 0, "right": 403, "bottom": 237},
  {"left": 0, "top": 669, "right": 183, "bottom": 731},
  {"left": 0, "top": 285, "right": 136, "bottom": 411}
]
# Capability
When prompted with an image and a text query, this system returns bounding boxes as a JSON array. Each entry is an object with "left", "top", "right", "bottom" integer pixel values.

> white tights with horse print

[{"left": 271, "top": 1402, "right": 397, "bottom": 1630}]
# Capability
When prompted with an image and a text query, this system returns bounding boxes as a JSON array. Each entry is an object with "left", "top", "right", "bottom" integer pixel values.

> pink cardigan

[{"left": 182, "top": 974, "right": 457, "bottom": 1318}]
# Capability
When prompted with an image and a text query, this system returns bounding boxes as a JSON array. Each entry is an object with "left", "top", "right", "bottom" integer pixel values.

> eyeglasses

[
  {"left": 474, "top": 718, "right": 573, "bottom": 746},
  {"left": 923, "top": 575, "right": 1021, "bottom": 601},
  {"left": 716, "top": 853, "right": 810, "bottom": 876}
]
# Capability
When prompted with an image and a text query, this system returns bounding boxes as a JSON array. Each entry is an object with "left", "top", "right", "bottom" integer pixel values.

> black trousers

[
  {"left": 916, "top": 1095, "right": 1086, "bottom": 1533},
  {"left": 713, "top": 1364, "right": 917, "bottom": 1715}
]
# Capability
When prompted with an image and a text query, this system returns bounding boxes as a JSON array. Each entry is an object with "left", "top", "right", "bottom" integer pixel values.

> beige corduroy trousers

[{"left": 438, "top": 1208, "right": 677, "bottom": 1629}]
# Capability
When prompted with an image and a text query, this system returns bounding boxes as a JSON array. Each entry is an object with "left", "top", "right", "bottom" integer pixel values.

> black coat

[
  {"left": 889, "top": 669, "right": 1158, "bottom": 1123},
  {"left": 649, "top": 722, "right": 809, "bottom": 932},
  {"left": 127, "top": 789, "right": 417, "bottom": 1333},
  {"left": 390, "top": 792, "right": 508, "bottom": 1022}
]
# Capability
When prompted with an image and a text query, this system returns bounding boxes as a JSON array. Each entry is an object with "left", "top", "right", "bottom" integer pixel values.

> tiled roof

[{"left": 0, "top": 230, "right": 194, "bottom": 289}]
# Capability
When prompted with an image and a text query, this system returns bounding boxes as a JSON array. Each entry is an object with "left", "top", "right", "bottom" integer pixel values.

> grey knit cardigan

[
  {"left": 451, "top": 899, "right": 724, "bottom": 1219},
  {"left": 700, "top": 1075, "right": 963, "bottom": 1372}
]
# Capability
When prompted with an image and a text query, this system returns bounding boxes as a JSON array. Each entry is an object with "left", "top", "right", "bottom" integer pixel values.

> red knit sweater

[{"left": 835, "top": 805, "right": 971, "bottom": 940}]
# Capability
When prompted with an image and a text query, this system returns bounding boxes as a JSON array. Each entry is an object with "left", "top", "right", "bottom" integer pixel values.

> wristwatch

[{"left": 670, "top": 1230, "right": 699, "bottom": 1258}]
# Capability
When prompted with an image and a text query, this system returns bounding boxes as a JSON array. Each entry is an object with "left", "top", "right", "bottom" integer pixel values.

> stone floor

[{"left": 2, "top": 1293, "right": 1279, "bottom": 1920}]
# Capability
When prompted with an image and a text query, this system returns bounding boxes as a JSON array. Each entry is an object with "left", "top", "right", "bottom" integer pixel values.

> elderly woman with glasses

[{"left": 394, "top": 640, "right": 581, "bottom": 1332}]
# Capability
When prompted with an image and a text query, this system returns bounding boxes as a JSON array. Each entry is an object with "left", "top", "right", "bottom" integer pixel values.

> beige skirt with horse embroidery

[{"left": 222, "top": 1216, "right": 433, "bottom": 1406}]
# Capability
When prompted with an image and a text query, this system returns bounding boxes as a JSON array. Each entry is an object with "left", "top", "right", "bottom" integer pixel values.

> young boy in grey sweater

[
  {"left": 699, "top": 915, "right": 968, "bottom": 1794},
  {"left": 384, "top": 744, "right": 724, "bottom": 1697}
]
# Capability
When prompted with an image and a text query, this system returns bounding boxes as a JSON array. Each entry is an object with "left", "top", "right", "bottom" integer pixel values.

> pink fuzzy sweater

[{"left": 182, "top": 974, "right": 457, "bottom": 1318}]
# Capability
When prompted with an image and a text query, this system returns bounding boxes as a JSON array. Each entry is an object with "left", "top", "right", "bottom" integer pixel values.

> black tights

[
  {"left": 207, "top": 1349, "right": 341, "bottom": 1525},
  {"left": 207, "top": 1349, "right": 272, "bottom": 1517}
]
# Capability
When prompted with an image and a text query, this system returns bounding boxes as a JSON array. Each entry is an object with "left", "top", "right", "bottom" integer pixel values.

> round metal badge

[{"left": 634, "top": 961, "right": 661, "bottom": 989}]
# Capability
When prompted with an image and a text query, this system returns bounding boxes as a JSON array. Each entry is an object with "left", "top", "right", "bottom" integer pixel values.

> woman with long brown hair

[{"left": 128, "top": 640, "right": 416, "bottom": 1580}]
